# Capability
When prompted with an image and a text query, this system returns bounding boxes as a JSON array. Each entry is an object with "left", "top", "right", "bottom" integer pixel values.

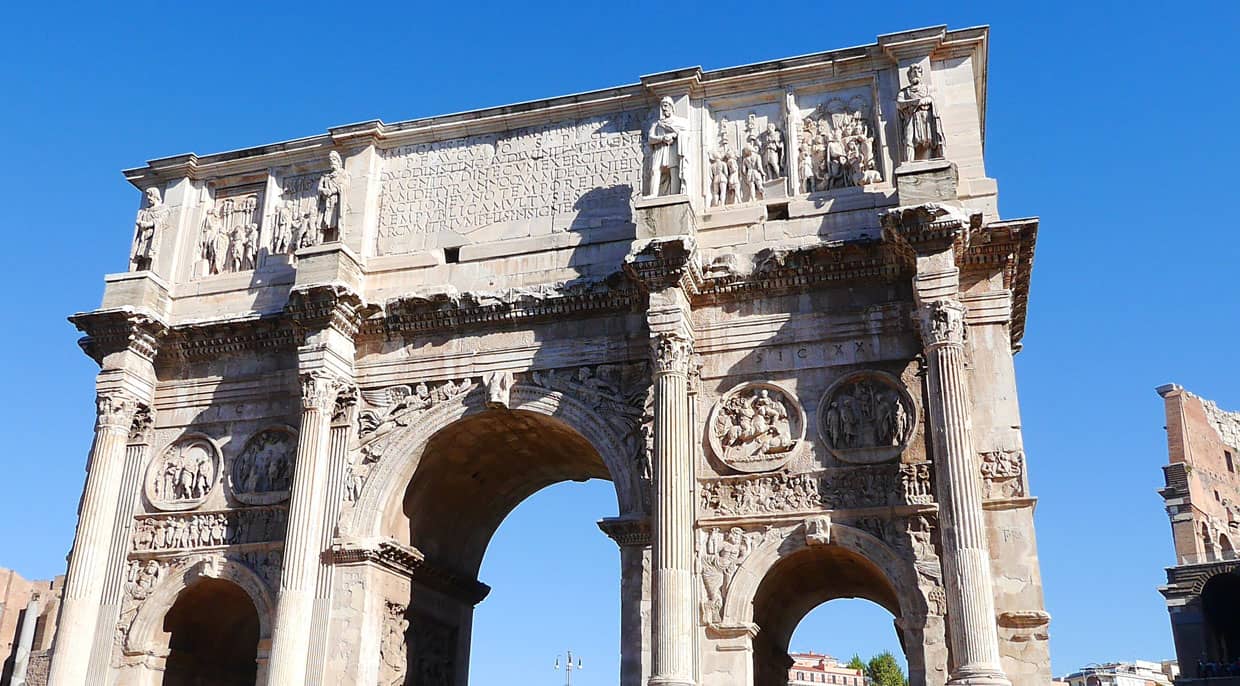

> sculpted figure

[
  {"left": 724, "top": 150, "right": 741, "bottom": 204},
  {"left": 485, "top": 370, "right": 514, "bottom": 409},
  {"left": 896, "top": 64, "right": 945, "bottom": 162},
  {"left": 700, "top": 527, "right": 751, "bottom": 623},
  {"left": 318, "top": 150, "right": 349, "bottom": 237},
  {"left": 644, "top": 96, "right": 689, "bottom": 197},
  {"left": 271, "top": 205, "right": 294, "bottom": 254},
  {"left": 760, "top": 122, "right": 784, "bottom": 179},
  {"left": 708, "top": 151, "right": 727, "bottom": 207},
  {"left": 741, "top": 145, "right": 765, "bottom": 202},
  {"left": 131, "top": 187, "right": 166, "bottom": 271},
  {"left": 198, "top": 206, "right": 225, "bottom": 276}
]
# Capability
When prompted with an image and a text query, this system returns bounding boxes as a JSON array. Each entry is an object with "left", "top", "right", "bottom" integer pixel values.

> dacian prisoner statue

[{"left": 55, "top": 26, "right": 1050, "bottom": 686}]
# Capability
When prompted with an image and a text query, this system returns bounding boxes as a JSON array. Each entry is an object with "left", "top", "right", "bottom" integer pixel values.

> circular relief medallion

[
  {"left": 708, "top": 382, "right": 806, "bottom": 473},
  {"left": 229, "top": 426, "right": 297, "bottom": 505},
  {"left": 144, "top": 434, "right": 221, "bottom": 511},
  {"left": 818, "top": 371, "right": 916, "bottom": 464}
]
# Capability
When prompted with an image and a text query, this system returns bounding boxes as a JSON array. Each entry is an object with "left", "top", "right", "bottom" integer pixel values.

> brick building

[
  {"left": 787, "top": 652, "right": 868, "bottom": 686},
  {"left": 1157, "top": 385, "right": 1240, "bottom": 682},
  {"left": 0, "top": 568, "right": 63, "bottom": 686}
]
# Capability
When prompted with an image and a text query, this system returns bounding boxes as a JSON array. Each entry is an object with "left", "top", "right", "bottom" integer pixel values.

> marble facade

[{"left": 51, "top": 25, "right": 1050, "bottom": 686}]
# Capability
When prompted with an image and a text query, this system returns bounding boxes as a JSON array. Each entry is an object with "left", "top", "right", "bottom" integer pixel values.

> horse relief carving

[{"left": 708, "top": 382, "right": 806, "bottom": 473}]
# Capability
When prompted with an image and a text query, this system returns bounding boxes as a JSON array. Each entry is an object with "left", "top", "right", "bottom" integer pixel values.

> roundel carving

[
  {"left": 144, "top": 434, "right": 221, "bottom": 511},
  {"left": 229, "top": 426, "right": 297, "bottom": 505},
  {"left": 708, "top": 381, "right": 806, "bottom": 473},
  {"left": 818, "top": 371, "right": 916, "bottom": 464}
]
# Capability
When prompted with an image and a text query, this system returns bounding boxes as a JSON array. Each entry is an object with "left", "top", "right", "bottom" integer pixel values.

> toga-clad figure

[
  {"left": 644, "top": 96, "right": 689, "bottom": 197},
  {"left": 318, "top": 150, "right": 349, "bottom": 239},
  {"left": 131, "top": 187, "right": 166, "bottom": 271},
  {"left": 896, "top": 64, "right": 945, "bottom": 162}
]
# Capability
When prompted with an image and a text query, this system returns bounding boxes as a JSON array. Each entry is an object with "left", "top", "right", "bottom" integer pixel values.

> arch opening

[
  {"left": 1202, "top": 573, "right": 1240, "bottom": 664},
  {"left": 752, "top": 544, "right": 903, "bottom": 686},
  {"left": 159, "top": 578, "right": 260, "bottom": 686}
]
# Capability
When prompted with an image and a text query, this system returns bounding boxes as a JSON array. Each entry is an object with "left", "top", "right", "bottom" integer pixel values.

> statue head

[
  {"left": 727, "top": 527, "right": 745, "bottom": 544},
  {"left": 766, "top": 122, "right": 777, "bottom": 134},
  {"left": 906, "top": 64, "right": 923, "bottom": 85},
  {"left": 144, "top": 187, "right": 162, "bottom": 207},
  {"left": 659, "top": 96, "right": 675, "bottom": 118},
  {"left": 329, "top": 150, "right": 344, "bottom": 171}
]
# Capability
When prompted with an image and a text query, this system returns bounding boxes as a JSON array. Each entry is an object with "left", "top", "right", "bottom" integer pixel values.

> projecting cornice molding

[{"left": 69, "top": 307, "right": 169, "bottom": 365}]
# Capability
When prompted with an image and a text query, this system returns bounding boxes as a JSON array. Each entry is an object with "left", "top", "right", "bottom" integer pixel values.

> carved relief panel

[
  {"left": 704, "top": 102, "right": 786, "bottom": 206},
  {"left": 144, "top": 434, "right": 222, "bottom": 511},
  {"left": 197, "top": 184, "right": 264, "bottom": 277},
  {"left": 271, "top": 171, "right": 327, "bottom": 253},
  {"left": 818, "top": 371, "right": 916, "bottom": 464},
  {"left": 229, "top": 426, "right": 297, "bottom": 505},
  {"left": 707, "top": 382, "right": 806, "bottom": 473},
  {"left": 796, "top": 95, "right": 882, "bottom": 192}
]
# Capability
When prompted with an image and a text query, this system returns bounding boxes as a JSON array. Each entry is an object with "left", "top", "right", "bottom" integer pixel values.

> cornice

[
  {"left": 597, "top": 516, "right": 652, "bottom": 547},
  {"left": 623, "top": 235, "right": 705, "bottom": 295},
  {"left": 69, "top": 307, "right": 169, "bottom": 365},
  {"left": 284, "top": 284, "right": 370, "bottom": 341},
  {"left": 962, "top": 218, "right": 1037, "bottom": 346},
  {"left": 162, "top": 314, "right": 297, "bottom": 361},
  {"left": 330, "top": 539, "right": 491, "bottom": 606}
]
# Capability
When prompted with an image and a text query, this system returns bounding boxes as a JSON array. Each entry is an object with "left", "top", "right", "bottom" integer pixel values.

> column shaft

[
  {"left": 48, "top": 393, "right": 137, "bottom": 686},
  {"left": 267, "top": 374, "right": 338, "bottom": 685},
  {"left": 650, "top": 335, "right": 695, "bottom": 686},
  {"left": 11, "top": 596, "right": 40, "bottom": 686},
  {"left": 920, "top": 300, "right": 1010, "bottom": 686},
  {"left": 305, "top": 405, "right": 353, "bottom": 685}
]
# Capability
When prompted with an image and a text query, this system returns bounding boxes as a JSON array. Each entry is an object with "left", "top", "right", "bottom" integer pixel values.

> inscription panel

[{"left": 376, "top": 110, "right": 646, "bottom": 254}]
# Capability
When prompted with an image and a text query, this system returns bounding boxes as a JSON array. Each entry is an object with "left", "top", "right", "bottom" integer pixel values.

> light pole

[{"left": 554, "top": 650, "right": 583, "bottom": 685}]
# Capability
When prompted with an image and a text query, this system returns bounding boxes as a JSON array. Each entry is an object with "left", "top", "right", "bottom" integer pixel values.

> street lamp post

[{"left": 554, "top": 650, "right": 584, "bottom": 686}]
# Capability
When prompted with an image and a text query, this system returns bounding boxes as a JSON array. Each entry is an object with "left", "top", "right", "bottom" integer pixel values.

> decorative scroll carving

[
  {"left": 897, "top": 64, "right": 945, "bottom": 163},
  {"left": 708, "top": 382, "right": 806, "bottom": 473},
  {"left": 645, "top": 96, "right": 689, "bottom": 198},
  {"left": 230, "top": 427, "right": 297, "bottom": 505},
  {"left": 143, "top": 436, "right": 221, "bottom": 511},
  {"left": 798, "top": 97, "right": 881, "bottom": 193},
  {"left": 652, "top": 334, "right": 693, "bottom": 375},
  {"left": 380, "top": 601, "right": 409, "bottom": 683},
  {"left": 485, "top": 370, "right": 514, "bottom": 409},
  {"left": 130, "top": 187, "right": 166, "bottom": 271},
  {"left": 318, "top": 151, "right": 349, "bottom": 241},
  {"left": 131, "top": 507, "right": 288, "bottom": 552},
  {"left": 819, "top": 372, "right": 916, "bottom": 464},
  {"left": 198, "top": 186, "right": 262, "bottom": 276},
  {"left": 918, "top": 299, "right": 966, "bottom": 348},
  {"left": 357, "top": 378, "right": 476, "bottom": 441},
  {"left": 698, "top": 462, "right": 933, "bottom": 518},
  {"left": 96, "top": 391, "right": 139, "bottom": 431},
  {"left": 979, "top": 450, "right": 1026, "bottom": 499}
]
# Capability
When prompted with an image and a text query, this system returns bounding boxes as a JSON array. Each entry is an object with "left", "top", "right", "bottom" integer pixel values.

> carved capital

[
  {"left": 285, "top": 284, "right": 368, "bottom": 341},
  {"left": 881, "top": 202, "right": 979, "bottom": 254},
  {"left": 301, "top": 371, "right": 346, "bottom": 413},
  {"left": 128, "top": 405, "right": 154, "bottom": 444},
  {"left": 917, "top": 299, "right": 966, "bottom": 349},
  {"left": 651, "top": 333, "right": 694, "bottom": 376},
  {"left": 96, "top": 391, "right": 140, "bottom": 431}
]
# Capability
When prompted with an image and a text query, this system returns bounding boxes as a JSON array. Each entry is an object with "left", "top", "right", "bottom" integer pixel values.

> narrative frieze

[
  {"left": 698, "top": 462, "right": 933, "bottom": 518},
  {"left": 376, "top": 110, "right": 645, "bottom": 254},
  {"left": 130, "top": 506, "right": 288, "bottom": 553}
]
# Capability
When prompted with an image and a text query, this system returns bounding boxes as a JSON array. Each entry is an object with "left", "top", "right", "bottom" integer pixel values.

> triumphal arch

[{"left": 52, "top": 25, "right": 1050, "bottom": 686}]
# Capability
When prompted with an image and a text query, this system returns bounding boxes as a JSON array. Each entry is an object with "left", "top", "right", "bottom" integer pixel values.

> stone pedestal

[{"left": 47, "top": 392, "right": 140, "bottom": 686}]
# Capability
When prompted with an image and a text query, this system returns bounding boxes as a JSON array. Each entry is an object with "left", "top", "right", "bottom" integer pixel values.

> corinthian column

[
  {"left": 268, "top": 371, "right": 344, "bottom": 685},
  {"left": 918, "top": 299, "right": 1010, "bottom": 686},
  {"left": 649, "top": 331, "right": 696, "bottom": 686},
  {"left": 48, "top": 391, "right": 140, "bottom": 686}
]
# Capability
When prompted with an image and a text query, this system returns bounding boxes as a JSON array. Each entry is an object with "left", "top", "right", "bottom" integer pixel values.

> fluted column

[
  {"left": 918, "top": 299, "right": 1010, "bottom": 686},
  {"left": 48, "top": 391, "right": 140, "bottom": 686},
  {"left": 649, "top": 332, "right": 696, "bottom": 686},
  {"left": 85, "top": 405, "right": 153, "bottom": 685},
  {"left": 306, "top": 388, "right": 358, "bottom": 685},
  {"left": 11, "top": 595, "right": 40, "bottom": 686},
  {"left": 267, "top": 371, "right": 344, "bottom": 685}
]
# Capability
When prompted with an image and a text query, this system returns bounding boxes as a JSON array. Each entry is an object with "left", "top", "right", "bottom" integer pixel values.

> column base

[
  {"left": 649, "top": 677, "right": 696, "bottom": 686},
  {"left": 947, "top": 667, "right": 1011, "bottom": 686}
]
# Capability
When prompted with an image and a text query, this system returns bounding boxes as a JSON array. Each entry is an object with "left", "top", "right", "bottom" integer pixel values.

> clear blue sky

[{"left": 1, "top": 0, "right": 1237, "bottom": 682}]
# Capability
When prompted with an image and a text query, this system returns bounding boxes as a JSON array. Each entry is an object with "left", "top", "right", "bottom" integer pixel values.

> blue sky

[{"left": 1, "top": 0, "right": 1238, "bottom": 682}]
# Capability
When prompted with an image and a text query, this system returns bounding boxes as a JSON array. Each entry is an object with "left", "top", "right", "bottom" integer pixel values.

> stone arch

[
  {"left": 344, "top": 383, "right": 644, "bottom": 540},
  {"left": 125, "top": 556, "right": 275, "bottom": 658}
]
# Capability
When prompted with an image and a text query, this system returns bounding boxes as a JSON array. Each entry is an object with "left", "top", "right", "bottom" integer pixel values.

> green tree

[
  {"left": 847, "top": 654, "right": 866, "bottom": 673},
  {"left": 865, "top": 651, "right": 908, "bottom": 686}
]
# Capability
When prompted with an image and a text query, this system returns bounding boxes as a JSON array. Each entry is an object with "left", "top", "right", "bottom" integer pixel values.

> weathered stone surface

[{"left": 51, "top": 25, "right": 1049, "bottom": 686}]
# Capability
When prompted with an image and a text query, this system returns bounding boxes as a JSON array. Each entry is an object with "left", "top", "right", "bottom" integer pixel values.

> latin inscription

[{"left": 377, "top": 111, "right": 646, "bottom": 254}]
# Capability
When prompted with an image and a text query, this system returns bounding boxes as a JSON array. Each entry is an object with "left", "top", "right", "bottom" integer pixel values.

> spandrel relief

[
  {"left": 819, "top": 371, "right": 916, "bottom": 464},
  {"left": 197, "top": 185, "right": 264, "bottom": 277},
  {"left": 130, "top": 187, "right": 167, "bottom": 272},
  {"left": 229, "top": 427, "right": 297, "bottom": 505},
  {"left": 708, "top": 382, "right": 805, "bottom": 473},
  {"left": 144, "top": 435, "right": 221, "bottom": 511},
  {"left": 797, "top": 95, "right": 882, "bottom": 193},
  {"left": 706, "top": 105, "right": 786, "bottom": 207}
]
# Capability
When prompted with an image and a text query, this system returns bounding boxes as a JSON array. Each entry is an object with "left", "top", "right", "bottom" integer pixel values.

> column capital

[
  {"left": 651, "top": 333, "right": 695, "bottom": 377},
  {"left": 917, "top": 299, "right": 967, "bottom": 350},
  {"left": 95, "top": 390, "right": 140, "bottom": 431},
  {"left": 300, "top": 371, "right": 349, "bottom": 413}
]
